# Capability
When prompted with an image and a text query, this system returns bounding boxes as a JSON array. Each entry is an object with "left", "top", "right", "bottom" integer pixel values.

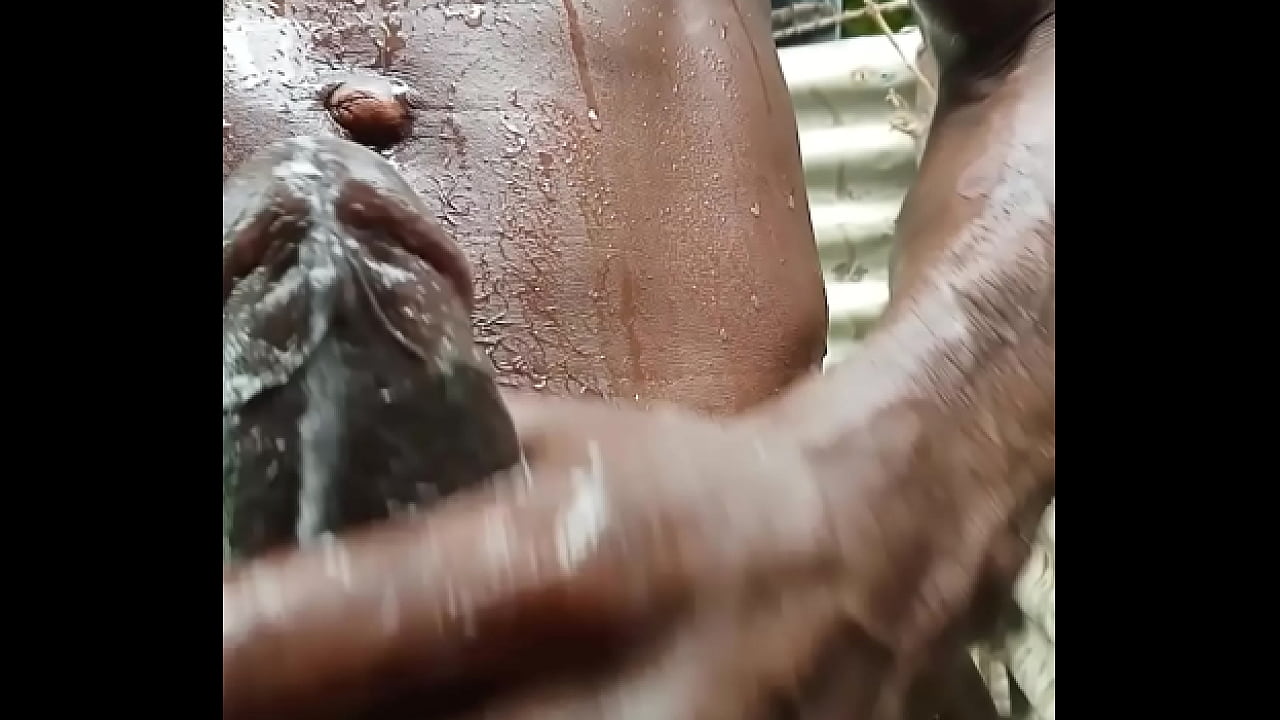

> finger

[
  {"left": 498, "top": 392, "right": 639, "bottom": 457},
  {"left": 499, "top": 389, "right": 652, "bottom": 421},
  {"left": 223, "top": 474, "right": 691, "bottom": 720},
  {"left": 496, "top": 391, "right": 585, "bottom": 462},
  {"left": 498, "top": 389, "right": 565, "bottom": 435}
]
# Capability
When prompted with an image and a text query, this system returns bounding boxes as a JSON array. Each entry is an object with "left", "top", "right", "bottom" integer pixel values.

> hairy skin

[{"left": 222, "top": 2, "right": 1054, "bottom": 719}]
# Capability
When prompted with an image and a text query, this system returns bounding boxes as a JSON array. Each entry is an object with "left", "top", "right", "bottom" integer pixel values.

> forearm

[{"left": 760, "top": 223, "right": 1055, "bottom": 657}]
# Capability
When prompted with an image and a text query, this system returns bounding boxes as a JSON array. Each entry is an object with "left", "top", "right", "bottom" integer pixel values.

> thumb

[
  {"left": 500, "top": 390, "right": 625, "bottom": 436},
  {"left": 498, "top": 389, "right": 558, "bottom": 432},
  {"left": 498, "top": 390, "right": 593, "bottom": 462}
]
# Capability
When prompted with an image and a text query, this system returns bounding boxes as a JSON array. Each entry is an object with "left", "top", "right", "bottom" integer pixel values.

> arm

[
  {"left": 761, "top": 31, "right": 1056, "bottom": 659},
  {"left": 222, "top": 133, "right": 1054, "bottom": 720},
  {"left": 222, "top": 18, "right": 1056, "bottom": 720}
]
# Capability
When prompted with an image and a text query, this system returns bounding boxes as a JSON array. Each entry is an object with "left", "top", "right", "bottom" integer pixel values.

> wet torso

[
  {"left": 220, "top": 2, "right": 1055, "bottom": 717},
  {"left": 223, "top": 0, "right": 828, "bottom": 416}
]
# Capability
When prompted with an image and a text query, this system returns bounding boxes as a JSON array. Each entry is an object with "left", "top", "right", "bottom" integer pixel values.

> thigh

[{"left": 223, "top": 0, "right": 828, "bottom": 415}]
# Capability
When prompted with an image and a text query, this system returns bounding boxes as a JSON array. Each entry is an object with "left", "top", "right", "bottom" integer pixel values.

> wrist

[{"left": 748, "top": 378, "right": 1029, "bottom": 659}]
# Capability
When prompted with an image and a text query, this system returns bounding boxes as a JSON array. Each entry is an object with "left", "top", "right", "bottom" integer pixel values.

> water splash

[
  {"left": 555, "top": 442, "right": 609, "bottom": 572},
  {"left": 317, "top": 533, "right": 354, "bottom": 588}
]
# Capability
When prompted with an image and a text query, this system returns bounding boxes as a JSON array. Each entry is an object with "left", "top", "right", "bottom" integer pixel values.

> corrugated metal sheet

[
  {"left": 778, "top": 29, "right": 925, "bottom": 368},
  {"left": 771, "top": 0, "right": 844, "bottom": 45}
]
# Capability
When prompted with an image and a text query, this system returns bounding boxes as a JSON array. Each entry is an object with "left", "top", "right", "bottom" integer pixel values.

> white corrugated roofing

[{"left": 779, "top": 28, "right": 925, "bottom": 367}]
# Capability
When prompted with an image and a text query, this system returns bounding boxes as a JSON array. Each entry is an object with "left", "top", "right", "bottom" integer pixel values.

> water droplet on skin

[
  {"left": 587, "top": 107, "right": 603, "bottom": 132},
  {"left": 749, "top": 202, "right": 761, "bottom": 217},
  {"left": 720, "top": 24, "right": 728, "bottom": 40},
  {"left": 750, "top": 294, "right": 761, "bottom": 310},
  {"left": 718, "top": 328, "right": 728, "bottom": 341},
  {"left": 787, "top": 194, "right": 796, "bottom": 209}
]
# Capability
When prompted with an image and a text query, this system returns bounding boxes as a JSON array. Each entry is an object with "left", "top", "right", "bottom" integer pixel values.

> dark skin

[
  {"left": 224, "top": 0, "right": 828, "bottom": 711},
  {"left": 222, "top": 136, "right": 518, "bottom": 560},
  {"left": 223, "top": 0, "right": 828, "bottom": 413},
  {"left": 223, "top": 1, "right": 1054, "bottom": 717}
]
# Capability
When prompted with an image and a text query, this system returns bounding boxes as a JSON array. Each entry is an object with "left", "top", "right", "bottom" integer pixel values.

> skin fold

[{"left": 222, "top": 0, "right": 1054, "bottom": 718}]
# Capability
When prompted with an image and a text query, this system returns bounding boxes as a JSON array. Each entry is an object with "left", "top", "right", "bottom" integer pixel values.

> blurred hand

[
  {"left": 223, "top": 393, "right": 982, "bottom": 720},
  {"left": 417, "top": 391, "right": 891, "bottom": 719}
]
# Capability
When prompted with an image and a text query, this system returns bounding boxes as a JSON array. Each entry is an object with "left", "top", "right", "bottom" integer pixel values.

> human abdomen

[{"left": 223, "top": 0, "right": 828, "bottom": 417}]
